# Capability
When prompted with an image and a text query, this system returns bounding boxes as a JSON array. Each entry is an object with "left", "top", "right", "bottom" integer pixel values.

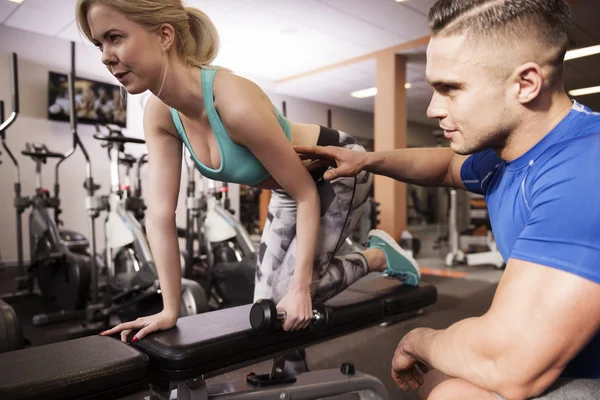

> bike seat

[
  {"left": 21, "top": 143, "right": 64, "bottom": 160},
  {"left": 93, "top": 133, "right": 145, "bottom": 145},
  {"left": 94, "top": 124, "right": 145, "bottom": 145}
]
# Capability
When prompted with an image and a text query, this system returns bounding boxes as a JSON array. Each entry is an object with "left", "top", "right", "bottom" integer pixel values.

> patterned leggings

[{"left": 254, "top": 128, "right": 373, "bottom": 304}]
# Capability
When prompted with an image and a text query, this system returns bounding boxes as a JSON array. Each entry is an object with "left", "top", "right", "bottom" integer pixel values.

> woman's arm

[
  {"left": 143, "top": 95, "right": 184, "bottom": 319},
  {"left": 100, "top": 95, "right": 185, "bottom": 342},
  {"left": 216, "top": 72, "right": 320, "bottom": 330}
]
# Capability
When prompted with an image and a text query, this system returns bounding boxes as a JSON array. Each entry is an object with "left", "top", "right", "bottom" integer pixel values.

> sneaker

[{"left": 366, "top": 229, "right": 421, "bottom": 286}]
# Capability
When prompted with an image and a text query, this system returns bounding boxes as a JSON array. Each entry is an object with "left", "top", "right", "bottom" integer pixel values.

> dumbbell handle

[
  {"left": 275, "top": 309, "right": 324, "bottom": 324},
  {"left": 250, "top": 299, "right": 328, "bottom": 333}
]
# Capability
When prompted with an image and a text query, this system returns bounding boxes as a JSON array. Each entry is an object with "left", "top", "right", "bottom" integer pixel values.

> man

[{"left": 296, "top": 0, "right": 600, "bottom": 399}]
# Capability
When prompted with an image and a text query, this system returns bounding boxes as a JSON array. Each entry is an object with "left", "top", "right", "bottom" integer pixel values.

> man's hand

[
  {"left": 294, "top": 145, "right": 368, "bottom": 181},
  {"left": 276, "top": 284, "right": 313, "bottom": 331},
  {"left": 392, "top": 330, "right": 430, "bottom": 391}
]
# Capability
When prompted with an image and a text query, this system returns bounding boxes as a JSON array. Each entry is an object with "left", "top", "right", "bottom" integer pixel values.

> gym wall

[{"left": 0, "top": 24, "right": 440, "bottom": 264}]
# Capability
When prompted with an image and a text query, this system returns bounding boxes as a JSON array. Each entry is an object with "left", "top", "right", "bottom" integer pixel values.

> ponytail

[{"left": 184, "top": 7, "right": 220, "bottom": 67}]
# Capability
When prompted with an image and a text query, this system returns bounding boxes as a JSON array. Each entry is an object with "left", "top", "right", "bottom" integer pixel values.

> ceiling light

[
  {"left": 565, "top": 44, "right": 600, "bottom": 61},
  {"left": 568, "top": 86, "right": 600, "bottom": 97},
  {"left": 394, "top": 0, "right": 405, "bottom": 2},
  {"left": 8, "top": 0, "right": 25, "bottom": 3},
  {"left": 351, "top": 87, "right": 377, "bottom": 99},
  {"left": 350, "top": 83, "right": 412, "bottom": 99}
]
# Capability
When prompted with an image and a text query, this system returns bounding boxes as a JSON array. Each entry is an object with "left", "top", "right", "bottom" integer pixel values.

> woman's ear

[{"left": 157, "top": 23, "right": 175, "bottom": 52}]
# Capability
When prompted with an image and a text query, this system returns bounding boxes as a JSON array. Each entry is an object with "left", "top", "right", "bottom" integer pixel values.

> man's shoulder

[
  {"left": 536, "top": 131, "right": 600, "bottom": 172},
  {"left": 525, "top": 132, "right": 600, "bottom": 203}
]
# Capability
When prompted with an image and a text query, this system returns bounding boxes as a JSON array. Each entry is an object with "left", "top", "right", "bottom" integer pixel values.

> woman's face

[{"left": 87, "top": 4, "right": 166, "bottom": 95}]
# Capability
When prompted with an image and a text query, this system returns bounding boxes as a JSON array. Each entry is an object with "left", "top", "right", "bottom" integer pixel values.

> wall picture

[{"left": 48, "top": 71, "right": 127, "bottom": 127}]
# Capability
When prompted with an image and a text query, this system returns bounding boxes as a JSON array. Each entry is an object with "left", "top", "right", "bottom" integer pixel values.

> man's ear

[{"left": 513, "top": 62, "right": 543, "bottom": 104}]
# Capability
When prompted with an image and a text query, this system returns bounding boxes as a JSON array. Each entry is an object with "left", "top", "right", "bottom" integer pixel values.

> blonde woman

[{"left": 76, "top": 0, "right": 420, "bottom": 343}]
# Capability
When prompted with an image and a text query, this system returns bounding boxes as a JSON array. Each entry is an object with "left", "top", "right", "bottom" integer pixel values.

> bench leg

[{"left": 162, "top": 368, "right": 389, "bottom": 399}]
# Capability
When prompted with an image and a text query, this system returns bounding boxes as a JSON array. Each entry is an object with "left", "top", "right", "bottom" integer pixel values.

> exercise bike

[
  {"left": 181, "top": 154, "right": 257, "bottom": 309},
  {"left": 20, "top": 143, "right": 92, "bottom": 312},
  {"left": 93, "top": 124, "right": 209, "bottom": 320},
  {"left": 115, "top": 151, "right": 147, "bottom": 223},
  {"left": 31, "top": 74, "right": 207, "bottom": 335},
  {"left": 0, "top": 53, "right": 93, "bottom": 315}
]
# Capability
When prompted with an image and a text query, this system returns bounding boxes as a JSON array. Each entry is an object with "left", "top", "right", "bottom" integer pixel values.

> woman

[{"left": 76, "top": 0, "right": 420, "bottom": 342}]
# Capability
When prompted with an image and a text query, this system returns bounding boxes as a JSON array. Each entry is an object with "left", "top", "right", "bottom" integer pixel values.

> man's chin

[{"left": 450, "top": 141, "right": 475, "bottom": 156}]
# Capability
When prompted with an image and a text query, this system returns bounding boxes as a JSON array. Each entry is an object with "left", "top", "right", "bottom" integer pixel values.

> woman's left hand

[{"left": 276, "top": 284, "right": 313, "bottom": 331}]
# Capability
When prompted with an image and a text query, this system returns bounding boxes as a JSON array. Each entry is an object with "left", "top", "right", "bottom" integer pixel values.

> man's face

[{"left": 426, "top": 34, "right": 518, "bottom": 155}]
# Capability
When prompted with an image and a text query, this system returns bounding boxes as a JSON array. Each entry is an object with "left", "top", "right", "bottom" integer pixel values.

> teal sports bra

[{"left": 169, "top": 67, "right": 292, "bottom": 186}]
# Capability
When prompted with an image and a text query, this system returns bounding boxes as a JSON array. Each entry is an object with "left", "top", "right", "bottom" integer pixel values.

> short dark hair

[{"left": 428, "top": 0, "right": 571, "bottom": 86}]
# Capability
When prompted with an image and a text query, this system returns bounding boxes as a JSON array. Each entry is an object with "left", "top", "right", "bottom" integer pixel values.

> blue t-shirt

[{"left": 461, "top": 101, "right": 600, "bottom": 379}]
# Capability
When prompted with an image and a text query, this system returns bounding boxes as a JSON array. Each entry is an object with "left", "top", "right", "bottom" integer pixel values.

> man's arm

[
  {"left": 295, "top": 145, "right": 471, "bottom": 190},
  {"left": 364, "top": 148, "right": 468, "bottom": 188},
  {"left": 401, "top": 259, "right": 600, "bottom": 400}
]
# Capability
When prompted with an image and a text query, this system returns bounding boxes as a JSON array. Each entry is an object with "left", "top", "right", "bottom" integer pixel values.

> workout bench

[{"left": 0, "top": 276, "right": 437, "bottom": 400}]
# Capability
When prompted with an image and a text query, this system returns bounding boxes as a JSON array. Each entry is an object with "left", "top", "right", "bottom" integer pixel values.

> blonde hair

[{"left": 75, "top": 0, "right": 220, "bottom": 68}]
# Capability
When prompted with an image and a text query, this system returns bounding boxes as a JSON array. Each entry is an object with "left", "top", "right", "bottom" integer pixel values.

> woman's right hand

[
  {"left": 99, "top": 310, "right": 178, "bottom": 344},
  {"left": 294, "top": 145, "right": 368, "bottom": 181}
]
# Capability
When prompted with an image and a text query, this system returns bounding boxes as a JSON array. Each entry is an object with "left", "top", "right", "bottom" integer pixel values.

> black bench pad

[
  {"left": 0, "top": 336, "right": 148, "bottom": 400},
  {"left": 135, "top": 278, "right": 437, "bottom": 380},
  {"left": 0, "top": 298, "right": 23, "bottom": 353}
]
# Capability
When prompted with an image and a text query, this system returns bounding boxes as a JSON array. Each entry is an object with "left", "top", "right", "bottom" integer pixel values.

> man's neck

[{"left": 498, "top": 92, "right": 573, "bottom": 161}]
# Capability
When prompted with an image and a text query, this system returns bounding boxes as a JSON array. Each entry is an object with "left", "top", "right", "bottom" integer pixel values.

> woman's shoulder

[
  {"left": 143, "top": 94, "right": 177, "bottom": 137},
  {"left": 211, "top": 67, "right": 268, "bottom": 112}
]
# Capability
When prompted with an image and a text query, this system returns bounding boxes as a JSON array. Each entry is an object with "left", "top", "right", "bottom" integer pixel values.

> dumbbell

[{"left": 249, "top": 299, "right": 330, "bottom": 333}]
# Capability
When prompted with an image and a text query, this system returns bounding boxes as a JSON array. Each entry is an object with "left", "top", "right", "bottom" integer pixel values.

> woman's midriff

[{"left": 253, "top": 122, "right": 322, "bottom": 190}]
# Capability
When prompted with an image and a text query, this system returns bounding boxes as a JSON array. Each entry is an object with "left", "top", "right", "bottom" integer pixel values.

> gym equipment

[
  {"left": 181, "top": 154, "right": 256, "bottom": 309},
  {"left": 250, "top": 298, "right": 329, "bottom": 333},
  {"left": 0, "top": 336, "right": 149, "bottom": 399},
  {"left": 445, "top": 190, "right": 504, "bottom": 268},
  {"left": 0, "top": 100, "right": 5, "bottom": 269},
  {"left": 92, "top": 124, "right": 208, "bottom": 320},
  {"left": 116, "top": 151, "right": 147, "bottom": 223},
  {"left": 31, "top": 73, "right": 206, "bottom": 334},
  {"left": 0, "top": 276, "right": 438, "bottom": 399},
  {"left": 0, "top": 298, "right": 23, "bottom": 354},
  {"left": 0, "top": 53, "right": 26, "bottom": 282},
  {"left": 445, "top": 189, "right": 466, "bottom": 267},
  {"left": 239, "top": 185, "right": 261, "bottom": 235},
  {"left": 27, "top": 70, "right": 105, "bottom": 330},
  {"left": 0, "top": 53, "right": 93, "bottom": 312},
  {"left": 20, "top": 143, "right": 91, "bottom": 311},
  {"left": 93, "top": 125, "right": 155, "bottom": 293}
]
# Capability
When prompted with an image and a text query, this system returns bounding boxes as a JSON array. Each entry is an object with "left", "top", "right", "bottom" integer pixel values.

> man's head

[{"left": 425, "top": 0, "right": 571, "bottom": 155}]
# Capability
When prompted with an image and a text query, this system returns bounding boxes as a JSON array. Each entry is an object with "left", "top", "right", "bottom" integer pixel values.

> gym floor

[{"left": 0, "top": 225, "right": 503, "bottom": 399}]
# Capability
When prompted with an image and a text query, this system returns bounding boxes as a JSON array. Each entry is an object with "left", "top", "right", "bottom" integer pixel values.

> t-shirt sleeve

[
  {"left": 510, "top": 139, "right": 600, "bottom": 284},
  {"left": 460, "top": 149, "right": 502, "bottom": 194}
]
